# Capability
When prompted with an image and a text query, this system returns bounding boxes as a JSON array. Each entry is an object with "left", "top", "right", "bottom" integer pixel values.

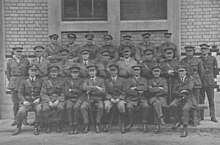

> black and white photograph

[{"left": 0, "top": 0, "right": 220, "bottom": 145}]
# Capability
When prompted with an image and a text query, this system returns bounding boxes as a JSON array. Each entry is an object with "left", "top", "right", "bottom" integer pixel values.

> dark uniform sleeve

[
  {"left": 57, "top": 80, "right": 65, "bottom": 102},
  {"left": 213, "top": 56, "right": 219, "bottom": 78},
  {"left": 157, "top": 78, "right": 168, "bottom": 96},
  {"left": 198, "top": 59, "right": 205, "bottom": 79},
  {"left": 6, "top": 61, "right": 11, "bottom": 81},
  {"left": 40, "top": 80, "right": 50, "bottom": 103}
]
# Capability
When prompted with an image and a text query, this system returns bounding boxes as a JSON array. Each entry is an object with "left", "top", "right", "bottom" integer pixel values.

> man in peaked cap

[
  {"left": 125, "top": 64, "right": 149, "bottom": 133},
  {"left": 64, "top": 63, "right": 84, "bottom": 134},
  {"left": 158, "top": 32, "right": 179, "bottom": 61},
  {"left": 118, "top": 34, "right": 142, "bottom": 62},
  {"left": 31, "top": 46, "right": 50, "bottom": 78},
  {"left": 12, "top": 64, "right": 43, "bottom": 136},
  {"left": 148, "top": 63, "right": 168, "bottom": 132},
  {"left": 199, "top": 43, "right": 218, "bottom": 122},
  {"left": 41, "top": 64, "right": 65, "bottom": 134},
  {"left": 80, "top": 63, "right": 105, "bottom": 134},
  {"left": 138, "top": 33, "right": 158, "bottom": 61},
  {"left": 116, "top": 46, "right": 138, "bottom": 78},
  {"left": 81, "top": 33, "right": 100, "bottom": 61},
  {"left": 180, "top": 45, "right": 204, "bottom": 125},
  {"left": 44, "top": 34, "right": 63, "bottom": 58},
  {"left": 6, "top": 47, "right": 30, "bottom": 126},
  {"left": 103, "top": 63, "right": 127, "bottom": 133},
  {"left": 65, "top": 33, "right": 80, "bottom": 62},
  {"left": 97, "top": 34, "right": 119, "bottom": 62},
  {"left": 140, "top": 46, "right": 158, "bottom": 79},
  {"left": 169, "top": 64, "right": 196, "bottom": 138}
]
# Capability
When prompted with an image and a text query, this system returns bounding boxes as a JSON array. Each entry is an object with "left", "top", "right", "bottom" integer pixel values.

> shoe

[
  {"left": 211, "top": 117, "right": 218, "bottom": 123},
  {"left": 29, "top": 121, "right": 36, "bottom": 126},
  {"left": 154, "top": 125, "right": 160, "bottom": 133},
  {"left": 172, "top": 122, "right": 181, "bottom": 130},
  {"left": 121, "top": 123, "right": 125, "bottom": 134},
  {"left": 160, "top": 118, "right": 165, "bottom": 125},
  {"left": 95, "top": 125, "right": 101, "bottom": 133},
  {"left": 83, "top": 124, "right": 89, "bottom": 134},
  {"left": 180, "top": 129, "right": 188, "bottom": 137},
  {"left": 22, "top": 119, "right": 28, "bottom": 126},
  {"left": 56, "top": 125, "right": 62, "bottom": 133},
  {"left": 73, "top": 127, "right": 79, "bottom": 135},
  {"left": 33, "top": 126, "right": 39, "bottom": 135},
  {"left": 46, "top": 127, "right": 51, "bottom": 134},
  {"left": 12, "top": 128, "right": 21, "bottom": 136},
  {"left": 143, "top": 123, "right": 148, "bottom": 133},
  {"left": 68, "top": 126, "right": 74, "bottom": 135},
  {"left": 11, "top": 120, "right": 17, "bottom": 126},
  {"left": 103, "top": 124, "right": 109, "bottom": 132},
  {"left": 125, "top": 124, "right": 133, "bottom": 131}
]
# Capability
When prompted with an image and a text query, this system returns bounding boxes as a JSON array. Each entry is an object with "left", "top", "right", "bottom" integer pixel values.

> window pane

[
  {"left": 62, "top": 0, "right": 77, "bottom": 19},
  {"left": 120, "top": 0, "right": 167, "bottom": 20},
  {"left": 94, "top": 0, "right": 107, "bottom": 19},
  {"left": 62, "top": 0, "right": 107, "bottom": 21},
  {"left": 79, "top": 0, "right": 93, "bottom": 18}
]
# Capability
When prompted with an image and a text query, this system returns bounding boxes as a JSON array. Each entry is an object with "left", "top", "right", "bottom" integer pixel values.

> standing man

[
  {"left": 58, "top": 49, "right": 73, "bottom": 78},
  {"left": 148, "top": 64, "right": 168, "bottom": 132},
  {"left": 6, "top": 47, "right": 30, "bottom": 126},
  {"left": 116, "top": 46, "right": 137, "bottom": 78},
  {"left": 12, "top": 64, "right": 43, "bottom": 136},
  {"left": 31, "top": 46, "right": 50, "bottom": 78},
  {"left": 81, "top": 33, "right": 99, "bottom": 61},
  {"left": 180, "top": 46, "right": 204, "bottom": 123},
  {"left": 138, "top": 33, "right": 158, "bottom": 61},
  {"left": 65, "top": 33, "right": 80, "bottom": 62},
  {"left": 44, "top": 34, "right": 62, "bottom": 58},
  {"left": 103, "top": 63, "right": 127, "bottom": 133},
  {"left": 80, "top": 64, "right": 105, "bottom": 133},
  {"left": 199, "top": 43, "right": 218, "bottom": 122},
  {"left": 98, "top": 34, "right": 119, "bottom": 62},
  {"left": 170, "top": 65, "right": 196, "bottom": 137},
  {"left": 41, "top": 65, "right": 65, "bottom": 133},
  {"left": 158, "top": 33, "right": 179, "bottom": 61},
  {"left": 126, "top": 64, "right": 149, "bottom": 132},
  {"left": 64, "top": 64, "right": 84, "bottom": 134},
  {"left": 118, "top": 35, "right": 141, "bottom": 62}
]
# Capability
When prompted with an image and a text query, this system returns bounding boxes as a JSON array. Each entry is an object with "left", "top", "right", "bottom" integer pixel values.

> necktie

[
  {"left": 38, "top": 57, "right": 41, "bottom": 64},
  {"left": 84, "top": 61, "right": 87, "bottom": 66}
]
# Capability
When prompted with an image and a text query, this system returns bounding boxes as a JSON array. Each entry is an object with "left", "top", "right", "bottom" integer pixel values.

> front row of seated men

[{"left": 12, "top": 60, "right": 196, "bottom": 138}]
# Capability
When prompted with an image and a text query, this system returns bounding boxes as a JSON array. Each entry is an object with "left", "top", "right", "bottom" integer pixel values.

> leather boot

[
  {"left": 12, "top": 127, "right": 21, "bottom": 136},
  {"left": 154, "top": 124, "right": 160, "bottom": 133},
  {"left": 180, "top": 125, "right": 188, "bottom": 137},
  {"left": 83, "top": 124, "right": 89, "bottom": 134},
  {"left": 96, "top": 123, "right": 101, "bottom": 133},
  {"left": 211, "top": 117, "right": 218, "bottom": 122},
  {"left": 120, "top": 113, "right": 126, "bottom": 134},
  {"left": 126, "top": 109, "right": 133, "bottom": 131},
  {"left": 143, "top": 123, "right": 148, "bottom": 133},
  {"left": 56, "top": 123, "right": 62, "bottom": 133},
  {"left": 171, "top": 122, "right": 181, "bottom": 130},
  {"left": 103, "top": 112, "right": 110, "bottom": 132},
  {"left": 33, "top": 124, "right": 39, "bottom": 135},
  {"left": 46, "top": 125, "right": 51, "bottom": 134},
  {"left": 68, "top": 125, "right": 74, "bottom": 135},
  {"left": 73, "top": 125, "right": 79, "bottom": 134}
]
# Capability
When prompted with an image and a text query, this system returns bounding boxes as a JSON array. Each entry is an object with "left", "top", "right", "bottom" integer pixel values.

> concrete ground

[{"left": 0, "top": 118, "right": 220, "bottom": 145}]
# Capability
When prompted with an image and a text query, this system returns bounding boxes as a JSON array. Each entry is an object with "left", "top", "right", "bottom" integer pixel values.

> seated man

[
  {"left": 148, "top": 64, "right": 168, "bottom": 133},
  {"left": 126, "top": 64, "right": 149, "bottom": 132},
  {"left": 41, "top": 65, "right": 65, "bottom": 134},
  {"left": 103, "top": 63, "right": 127, "bottom": 133},
  {"left": 64, "top": 64, "right": 84, "bottom": 135},
  {"left": 169, "top": 65, "right": 196, "bottom": 138},
  {"left": 12, "top": 64, "right": 43, "bottom": 136},
  {"left": 80, "top": 64, "right": 105, "bottom": 133}
]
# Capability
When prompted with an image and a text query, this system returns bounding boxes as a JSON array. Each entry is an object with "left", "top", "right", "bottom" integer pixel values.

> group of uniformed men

[{"left": 6, "top": 32, "right": 218, "bottom": 138}]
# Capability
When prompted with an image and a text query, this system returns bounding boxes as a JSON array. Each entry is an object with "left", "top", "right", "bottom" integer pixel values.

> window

[
  {"left": 62, "top": 0, "right": 107, "bottom": 21},
  {"left": 120, "top": 0, "right": 167, "bottom": 20}
]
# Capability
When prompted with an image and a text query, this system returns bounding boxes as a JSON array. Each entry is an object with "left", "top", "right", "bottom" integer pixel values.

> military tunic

[
  {"left": 31, "top": 57, "right": 51, "bottom": 78},
  {"left": 44, "top": 44, "right": 62, "bottom": 58},
  {"left": 116, "top": 57, "right": 137, "bottom": 78}
]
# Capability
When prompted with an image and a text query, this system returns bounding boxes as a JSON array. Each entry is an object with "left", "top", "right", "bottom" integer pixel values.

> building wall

[
  {"left": 4, "top": 0, "right": 49, "bottom": 56},
  {"left": 181, "top": 0, "right": 220, "bottom": 52}
]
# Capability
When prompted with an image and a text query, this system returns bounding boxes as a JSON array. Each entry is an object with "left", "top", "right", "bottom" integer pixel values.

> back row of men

[{"left": 6, "top": 32, "right": 218, "bottom": 138}]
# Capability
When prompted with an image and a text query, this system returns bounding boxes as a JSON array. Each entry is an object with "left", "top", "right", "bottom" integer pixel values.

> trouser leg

[{"left": 206, "top": 87, "right": 215, "bottom": 118}]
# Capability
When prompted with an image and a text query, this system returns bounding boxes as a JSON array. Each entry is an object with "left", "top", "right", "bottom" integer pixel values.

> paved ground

[{"left": 0, "top": 118, "right": 220, "bottom": 145}]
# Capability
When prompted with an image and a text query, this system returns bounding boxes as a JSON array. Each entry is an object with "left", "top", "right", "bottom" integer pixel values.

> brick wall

[
  {"left": 181, "top": 0, "right": 220, "bottom": 52},
  {"left": 4, "top": 0, "right": 49, "bottom": 56}
]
